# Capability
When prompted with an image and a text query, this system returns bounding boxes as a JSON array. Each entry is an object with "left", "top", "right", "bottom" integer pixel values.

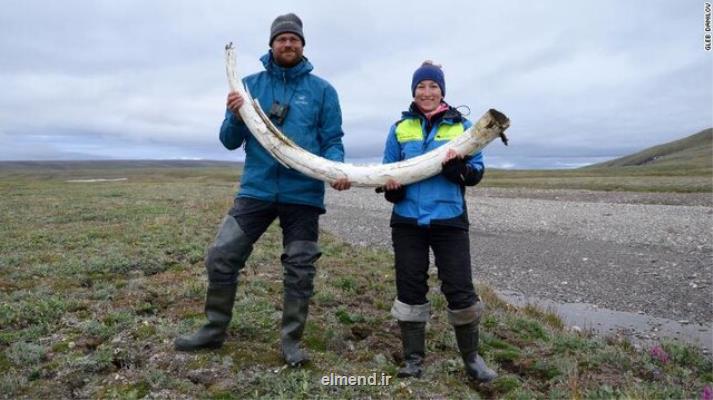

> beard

[{"left": 274, "top": 49, "right": 302, "bottom": 67}]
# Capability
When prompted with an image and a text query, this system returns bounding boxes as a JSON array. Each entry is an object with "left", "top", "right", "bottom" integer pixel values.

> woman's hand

[
  {"left": 385, "top": 179, "right": 402, "bottom": 191},
  {"left": 380, "top": 179, "right": 405, "bottom": 203},
  {"left": 442, "top": 148, "right": 462, "bottom": 164}
]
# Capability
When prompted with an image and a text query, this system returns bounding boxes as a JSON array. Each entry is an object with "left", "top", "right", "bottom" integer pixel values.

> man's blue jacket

[{"left": 219, "top": 51, "right": 345, "bottom": 211}]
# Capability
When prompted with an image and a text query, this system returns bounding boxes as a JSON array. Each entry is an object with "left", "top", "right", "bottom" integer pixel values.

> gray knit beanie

[{"left": 269, "top": 13, "right": 305, "bottom": 46}]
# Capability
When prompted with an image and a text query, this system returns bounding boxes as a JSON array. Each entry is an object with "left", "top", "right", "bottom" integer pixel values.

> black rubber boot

[
  {"left": 454, "top": 321, "right": 497, "bottom": 382},
  {"left": 397, "top": 321, "right": 426, "bottom": 378},
  {"left": 174, "top": 284, "right": 237, "bottom": 351},
  {"left": 281, "top": 297, "right": 310, "bottom": 366}
]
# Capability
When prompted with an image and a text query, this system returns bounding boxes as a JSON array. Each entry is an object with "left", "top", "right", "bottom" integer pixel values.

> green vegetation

[
  {"left": 484, "top": 128, "right": 712, "bottom": 193},
  {"left": 0, "top": 165, "right": 710, "bottom": 398},
  {"left": 482, "top": 168, "right": 712, "bottom": 192}
]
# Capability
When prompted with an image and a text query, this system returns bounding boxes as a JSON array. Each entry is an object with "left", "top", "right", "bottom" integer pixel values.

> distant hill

[
  {"left": 585, "top": 128, "right": 712, "bottom": 170},
  {"left": 0, "top": 159, "right": 243, "bottom": 171}
]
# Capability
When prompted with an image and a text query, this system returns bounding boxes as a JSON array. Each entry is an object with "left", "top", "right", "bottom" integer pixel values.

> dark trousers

[
  {"left": 229, "top": 197, "right": 320, "bottom": 245},
  {"left": 226, "top": 197, "right": 322, "bottom": 299},
  {"left": 392, "top": 224, "right": 478, "bottom": 310}
]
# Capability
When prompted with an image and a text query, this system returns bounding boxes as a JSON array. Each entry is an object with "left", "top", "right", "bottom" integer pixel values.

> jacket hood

[{"left": 260, "top": 51, "right": 313, "bottom": 80}]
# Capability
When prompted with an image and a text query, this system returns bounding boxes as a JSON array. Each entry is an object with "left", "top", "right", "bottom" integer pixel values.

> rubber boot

[
  {"left": 454, "top": 321, "right": 497, "bottom": 382},
  {"left": 174, "top": 284, "right": 237, "bottom": 351},
  {"left": 281, "top": 297, "right": 310, "bottom": 366},
  {"left": 397, "top": 321, "right": 426, "bottom": 378}
]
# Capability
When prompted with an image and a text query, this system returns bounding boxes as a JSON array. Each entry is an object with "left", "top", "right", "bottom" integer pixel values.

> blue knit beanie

[{"left": 411, "top": 61, "right": 445, "bottom": 97}]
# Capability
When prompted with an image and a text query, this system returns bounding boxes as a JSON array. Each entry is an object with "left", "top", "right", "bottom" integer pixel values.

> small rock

[
  {"left": 222, "top": 356, "right": 233, "bottom": 368},
  {"left": 212, "top": 378, "right": 235, "bottom": 392},
  {"left": 187, "top": 368, "right": 217, "bottom": 385},
  {"left": 373, "top": 354, "right": 387, "bottom": 365},
  {"left": 351, "top": 325, "right": 372, "bottom": 340}
]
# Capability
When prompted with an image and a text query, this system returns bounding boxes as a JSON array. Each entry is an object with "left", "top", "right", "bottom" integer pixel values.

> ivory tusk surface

[{"left": 225, "top": 43, "right": 510, "bottom": 187}]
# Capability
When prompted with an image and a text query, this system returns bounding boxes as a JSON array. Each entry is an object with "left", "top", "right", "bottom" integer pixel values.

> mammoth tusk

[{"left": 225, "top": 42, "right": 510, "bottom": 188}]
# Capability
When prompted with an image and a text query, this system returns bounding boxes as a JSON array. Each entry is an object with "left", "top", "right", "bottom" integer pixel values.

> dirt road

[{"left": 322, "top": 187, "right": 712, "bottom": 329}]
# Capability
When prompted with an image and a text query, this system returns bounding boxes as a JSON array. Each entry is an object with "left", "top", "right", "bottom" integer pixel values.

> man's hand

[
  {"left": 227, "top": 91, "right": 245, "bottom": 115},
  {"left": 331, "top": 178, "right": 351, "bottom": 191}
]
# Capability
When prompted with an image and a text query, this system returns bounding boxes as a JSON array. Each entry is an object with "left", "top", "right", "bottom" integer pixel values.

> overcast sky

[{"left": 1, "top": 0, "right": 711, "bottom": 168}]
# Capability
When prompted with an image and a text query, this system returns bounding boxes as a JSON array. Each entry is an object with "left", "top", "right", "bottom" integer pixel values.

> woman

[{"left": 381, "top": 61, "right": 497, "bottom": 382}]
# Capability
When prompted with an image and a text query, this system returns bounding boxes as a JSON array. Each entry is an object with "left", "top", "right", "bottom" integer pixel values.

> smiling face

[
  {"left": 271, "top": 33, "right": 304, "bottom": 68},
  {"left": 413, "top": 80, "right": 443, "bottom": 113}
]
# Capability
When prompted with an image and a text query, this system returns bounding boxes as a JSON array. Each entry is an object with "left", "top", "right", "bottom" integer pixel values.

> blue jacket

[
  {"left": 382, "top": 104, "right": 484, "bottom": 227},
  {"left": 219, "top": 52, "right": 345, "bottom": 211}
]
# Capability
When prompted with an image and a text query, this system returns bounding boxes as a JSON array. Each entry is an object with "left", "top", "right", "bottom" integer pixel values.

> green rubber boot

[
  {"left": 174, "top": 284, "right": 237, "bottom": 351},
  {"left": 281, "top": 297, "right": 311, "bottom": 366},
  {"left": 397, "top": 321, "right": 426, "bottom": 378},
  {"left": 454, "top": 321, "right": 497, "bottom": 383}
]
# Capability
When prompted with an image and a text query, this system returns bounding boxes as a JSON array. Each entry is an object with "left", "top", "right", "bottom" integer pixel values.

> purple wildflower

[
  {"left": 701, "top": 385, "right": 713, "bottom": 400},
  {"left": 649, "top": 345, "right": 669, "bottom": 364}
]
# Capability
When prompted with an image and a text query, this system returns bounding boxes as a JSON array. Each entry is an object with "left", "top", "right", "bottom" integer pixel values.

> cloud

[{"left": 0, "top": 0, "right": 710, "bottom": 168}]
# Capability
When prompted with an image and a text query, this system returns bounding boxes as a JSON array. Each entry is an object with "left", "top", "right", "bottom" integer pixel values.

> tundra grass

[
  {"left": 0, "top": 167, "right": 710, "bottom": 399},
  {"left": 482, "top": 167, "right": 712, "bottom": 193}
]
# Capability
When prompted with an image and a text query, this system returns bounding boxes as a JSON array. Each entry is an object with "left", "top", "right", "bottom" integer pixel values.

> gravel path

[{"left": 322, "top": 187, "right": 712, "bottom": 325}]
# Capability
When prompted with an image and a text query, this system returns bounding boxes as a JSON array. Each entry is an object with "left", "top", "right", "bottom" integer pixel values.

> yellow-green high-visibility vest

[{"left": 395, "top": 119, "right": 464, "bottom": 143}]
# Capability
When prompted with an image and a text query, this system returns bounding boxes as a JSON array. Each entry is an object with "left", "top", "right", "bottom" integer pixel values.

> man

[{"left": 174, "top": 13, "right": 350, "bottom": 367}]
